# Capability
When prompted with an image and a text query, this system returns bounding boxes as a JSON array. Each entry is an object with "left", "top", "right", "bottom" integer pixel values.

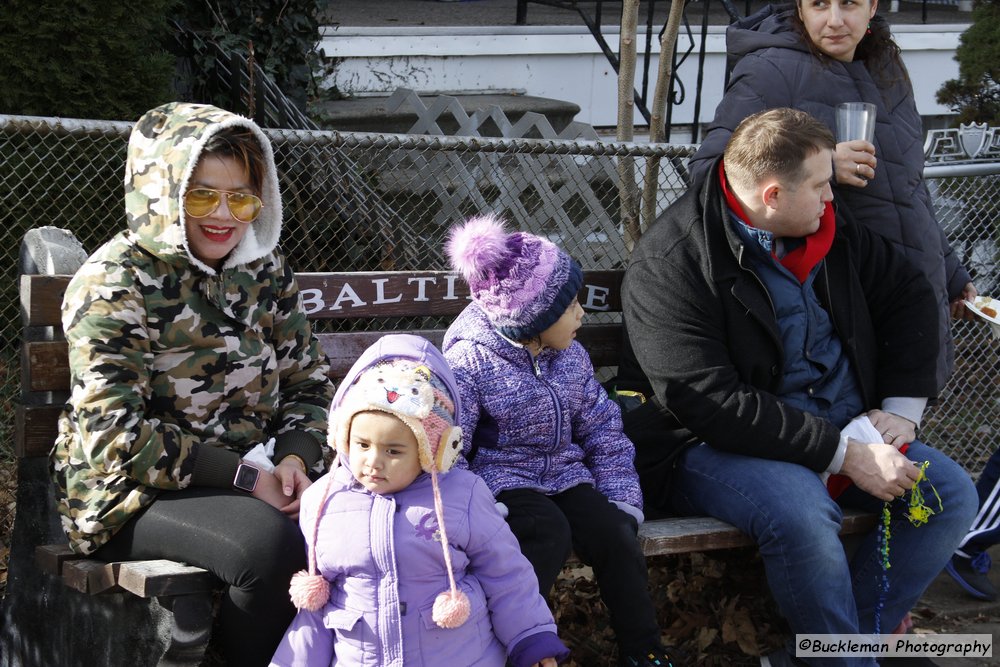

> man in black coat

[{"left": 620, "top": 108, "right": 977, "bottom": 663}]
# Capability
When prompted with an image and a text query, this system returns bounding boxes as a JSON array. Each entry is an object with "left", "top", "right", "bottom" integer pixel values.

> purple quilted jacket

[{"left": 442, "top": 303, "right": 642, "bottom": 510}]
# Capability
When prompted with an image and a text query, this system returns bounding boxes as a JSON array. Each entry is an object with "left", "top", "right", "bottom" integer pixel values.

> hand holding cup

[{"left": 835, "top": 102, "right": 877, "bottom": 186}]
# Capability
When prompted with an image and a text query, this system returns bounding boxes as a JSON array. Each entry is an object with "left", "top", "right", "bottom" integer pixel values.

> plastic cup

[{"left": 835, "top": 102, "right": 876, "bottom": 143}]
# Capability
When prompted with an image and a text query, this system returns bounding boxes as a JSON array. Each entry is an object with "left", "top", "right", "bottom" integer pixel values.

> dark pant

[
  {"left": 958, "top": 444, "right": 1000, "bottom": 557},
  {"left": 497, "top": 484, "right": 660, "bottom": 654},
  {"left": 95, "top": 487, "right": 306, "bottom": 667}
]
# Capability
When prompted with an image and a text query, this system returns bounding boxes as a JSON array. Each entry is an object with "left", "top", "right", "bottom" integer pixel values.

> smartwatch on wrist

[{"left": 233, "top": 462, "right": 260, "bottom": 493}]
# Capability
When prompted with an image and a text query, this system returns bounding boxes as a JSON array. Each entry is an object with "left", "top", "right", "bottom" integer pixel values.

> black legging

[
  {"left": 95, "top": 487, "right": 306, "bottom": 667},
  {"left": 496, "top": 484, "right": 660, "bottom": 655}
]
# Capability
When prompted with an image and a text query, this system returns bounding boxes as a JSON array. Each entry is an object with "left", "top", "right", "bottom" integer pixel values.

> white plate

[{"left": 965, "top": 296, "right": 1000, "bottom": 339}]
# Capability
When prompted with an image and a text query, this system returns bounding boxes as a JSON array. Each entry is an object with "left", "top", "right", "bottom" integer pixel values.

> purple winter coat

[
  {"left": 270, "top": 463, "right": 564, "bottom": 667},
  {"left": 443, "top": 303, "right": 642, "bottom": 510},
  {"left": 271, "top": 333, "right": 566, "bottom": 667}
]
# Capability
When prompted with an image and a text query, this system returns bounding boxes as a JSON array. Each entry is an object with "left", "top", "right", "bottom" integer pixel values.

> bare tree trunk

[
  {"left": 640, "top": 0, "right": 686, "bottom": 235},
  {"left": 617, "top": 0, "right": 641, "bottom": 254}
]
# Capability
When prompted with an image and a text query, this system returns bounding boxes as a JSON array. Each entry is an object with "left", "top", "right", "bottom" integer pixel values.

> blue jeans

[{"left": 670, "top": 440, "right": 977, "bottom": 666}]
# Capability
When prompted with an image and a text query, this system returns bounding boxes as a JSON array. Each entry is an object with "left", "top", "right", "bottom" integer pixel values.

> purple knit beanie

[{"left": 446, "top": 215, "right": 583, "bottom": 340}]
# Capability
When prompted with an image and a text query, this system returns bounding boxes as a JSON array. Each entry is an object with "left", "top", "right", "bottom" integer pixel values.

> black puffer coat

[{"left": 688, "top": 5, "right": 969, "bottom": 387}]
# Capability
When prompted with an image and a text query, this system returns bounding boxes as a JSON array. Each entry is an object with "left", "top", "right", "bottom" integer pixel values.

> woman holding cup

[{"left": 688, "top": 0, "right": 975, "bottom": 389}]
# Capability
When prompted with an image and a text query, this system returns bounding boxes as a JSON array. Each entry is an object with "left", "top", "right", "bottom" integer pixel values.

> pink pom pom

[
  {"left": 289, "top": 570, "right": 330, "bottom": 612},
  {"left": 432, "top": 589, "right": 471, "bottom": 628},
  {"left": 446, "top": 215, "right": 510, "bottom": 280}
]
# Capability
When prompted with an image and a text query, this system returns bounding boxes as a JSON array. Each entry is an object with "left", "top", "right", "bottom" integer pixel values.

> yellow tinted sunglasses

[{"left": 183, "top": 188, "right": 263, "bottom": 224}]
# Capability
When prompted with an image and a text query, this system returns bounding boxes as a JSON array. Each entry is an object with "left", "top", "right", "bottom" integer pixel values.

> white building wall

[{"left": 322, "top": 23, "right": 967, "bottom": 129}]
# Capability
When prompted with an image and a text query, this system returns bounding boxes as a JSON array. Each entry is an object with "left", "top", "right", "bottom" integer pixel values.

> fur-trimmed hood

[{"left": 124, "top": 102, "right": 282, "bottom": 273}]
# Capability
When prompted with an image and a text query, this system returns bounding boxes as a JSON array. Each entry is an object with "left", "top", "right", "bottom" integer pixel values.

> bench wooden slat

[
  {"left": 638, "top": 509, "right": 878, "bottom": 556},
  {"left": 638, "top": 517, "right": 756, "bottom": 555},
  {"left": 116, "top": 560, "right": 217, "bottom": 598},
  {"left": 46, "top": 550, "right": 215, "bottom": 598},
  {"left": 16, "top": 404, "right": 63, "bottom": 458},
  {"left": 575, "top": 323, "right": 624, "bottom": 369},
  {"left": 62, "top": 559, "right": 120, "bottom": 594},
  {"left": 839, "top": 509, "right": 879, "bottom": 534},
  {"left": 35, "top": 543, "right": 85, "bottom": 576},
  {"left": 16, "top": 271, "right": 624, "bottom": 399},
  {"left": 21, "top": 340, "right": 69, "bottom": 393},
  {"left": 319, "top": 324, "right": 624, "bottom": 379},
  {"left": 319, "top": 330, "right": 447, "bottom": 380},
  {"left": 61, "top": 560, "right": 218, "bottom": 597},
  {"left": 20, "top": 325, "right": 626, "bottom": 395},
  {"left": 19, "top": 274, "right": 68, "bottom": 327},
  {"left": 20, "top": 271, "right": 623, "bottom": 327}
]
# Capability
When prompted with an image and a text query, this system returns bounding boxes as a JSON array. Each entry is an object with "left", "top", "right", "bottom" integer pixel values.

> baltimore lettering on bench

[{"left": 295, "top": 270, "right": 621, "bottom": 319}]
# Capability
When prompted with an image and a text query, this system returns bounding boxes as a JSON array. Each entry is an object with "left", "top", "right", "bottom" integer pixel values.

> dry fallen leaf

[{"left": 722, "top": 601, "right": 760, "bottom": 655}]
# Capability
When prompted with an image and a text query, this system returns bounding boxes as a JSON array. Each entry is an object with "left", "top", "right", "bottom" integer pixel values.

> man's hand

[
  {"left": 865, "top": 409, "right": 916, "bottom": 448},
  {"left": 840, "top": 439, "right": 920, "bottom": 501},
  {"left": 950, "top": 281, "right": 978, "bottom": 320}
]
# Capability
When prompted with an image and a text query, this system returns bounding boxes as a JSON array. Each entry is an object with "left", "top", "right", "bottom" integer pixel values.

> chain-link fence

[{"left": 2, "top": 114, "right": 999, "bottom": 476}]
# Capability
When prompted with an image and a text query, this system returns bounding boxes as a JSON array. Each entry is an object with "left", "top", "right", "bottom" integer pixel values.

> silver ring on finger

[
  {"left": 885, "top": 432, "right": 895, "bottom": 440},
  {"left": 856, "top": 163, "right": 862, "bottom": 175}
]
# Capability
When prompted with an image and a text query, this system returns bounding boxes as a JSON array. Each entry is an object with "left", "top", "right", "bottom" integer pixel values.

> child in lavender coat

[
  {"left": 443, "top": 216, "right": 675, "bottom": 667},
  {"left": 270, "top": 334, "right": 568, "bottom": 667}
]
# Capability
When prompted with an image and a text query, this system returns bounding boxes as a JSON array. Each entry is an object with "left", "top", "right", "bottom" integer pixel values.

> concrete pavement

[{"left": 912, "top": 544, "right": 1000, "bottom": 665}]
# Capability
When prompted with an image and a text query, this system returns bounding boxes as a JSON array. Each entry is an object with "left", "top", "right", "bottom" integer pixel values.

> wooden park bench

[{"left": 8, "top": 229, "right": 876, "bottom": 666}]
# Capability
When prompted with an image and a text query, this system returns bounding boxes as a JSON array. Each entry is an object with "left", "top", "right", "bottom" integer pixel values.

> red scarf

[{"left": 718, "top": 161, "right": 835, "bottom": 284}]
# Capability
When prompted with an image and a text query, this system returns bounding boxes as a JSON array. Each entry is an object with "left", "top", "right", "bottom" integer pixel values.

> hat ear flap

[
  {"left": 332, "top": 408, "right": 355, "bottom": 461},
  {"left": 435, "top": 427, "right": 463, "bottom": 472}
]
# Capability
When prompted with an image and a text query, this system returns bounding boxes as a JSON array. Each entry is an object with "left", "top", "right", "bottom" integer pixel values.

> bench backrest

[{"left": 17, "top": 270, "right": 624, "bottom": 458}]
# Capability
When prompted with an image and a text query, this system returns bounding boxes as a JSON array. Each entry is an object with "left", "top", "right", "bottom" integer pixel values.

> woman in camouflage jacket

[{"left": 50, "top": 102, "right": 335, "bottom": 665}]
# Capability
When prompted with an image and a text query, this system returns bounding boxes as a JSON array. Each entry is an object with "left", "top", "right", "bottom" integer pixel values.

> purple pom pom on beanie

[{"left": 446, "top": 215, "right": 582, "bottom": 340}]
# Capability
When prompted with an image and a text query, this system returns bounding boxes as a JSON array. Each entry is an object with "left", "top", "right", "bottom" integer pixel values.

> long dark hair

[{"left": 787, "top": 2, "right": 910, "bottom": 89}]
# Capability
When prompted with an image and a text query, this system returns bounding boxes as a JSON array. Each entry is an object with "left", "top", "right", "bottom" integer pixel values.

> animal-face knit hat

[
  {"left": 289, "top": 334, "right": 470, "bottom": 629},
  {"left": 329, "top": 357, "right": 463, "bottom": 474},
  {"left": 447, "top": 215, "right": 583, "bottom": 340}
]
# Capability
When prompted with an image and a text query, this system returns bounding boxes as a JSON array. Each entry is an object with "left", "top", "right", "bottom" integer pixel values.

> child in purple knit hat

[{"left": 442, "top": 215, "right": 676, "bottom": 667}]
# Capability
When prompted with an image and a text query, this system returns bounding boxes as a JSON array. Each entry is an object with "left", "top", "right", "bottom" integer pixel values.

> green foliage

[
  {"left": 953, "top": 0, "right": 1000, "bottom": 86},
  {"left": 936, "top": 0, "right": 1000, "bottom": 125},
  {"left": 0, "top": 0, "right": 178, "bottom": 121},
  {"left": 936, "top": 78, "right": 1000, "bottom": 126},
  {"left": 178, "top": 0, "right": 329, "bottom": 112}
]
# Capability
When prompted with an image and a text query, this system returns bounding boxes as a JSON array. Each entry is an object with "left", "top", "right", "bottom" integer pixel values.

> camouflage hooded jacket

[{"left": 51, "top": 103, "right": 334, "bottom": 554}]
